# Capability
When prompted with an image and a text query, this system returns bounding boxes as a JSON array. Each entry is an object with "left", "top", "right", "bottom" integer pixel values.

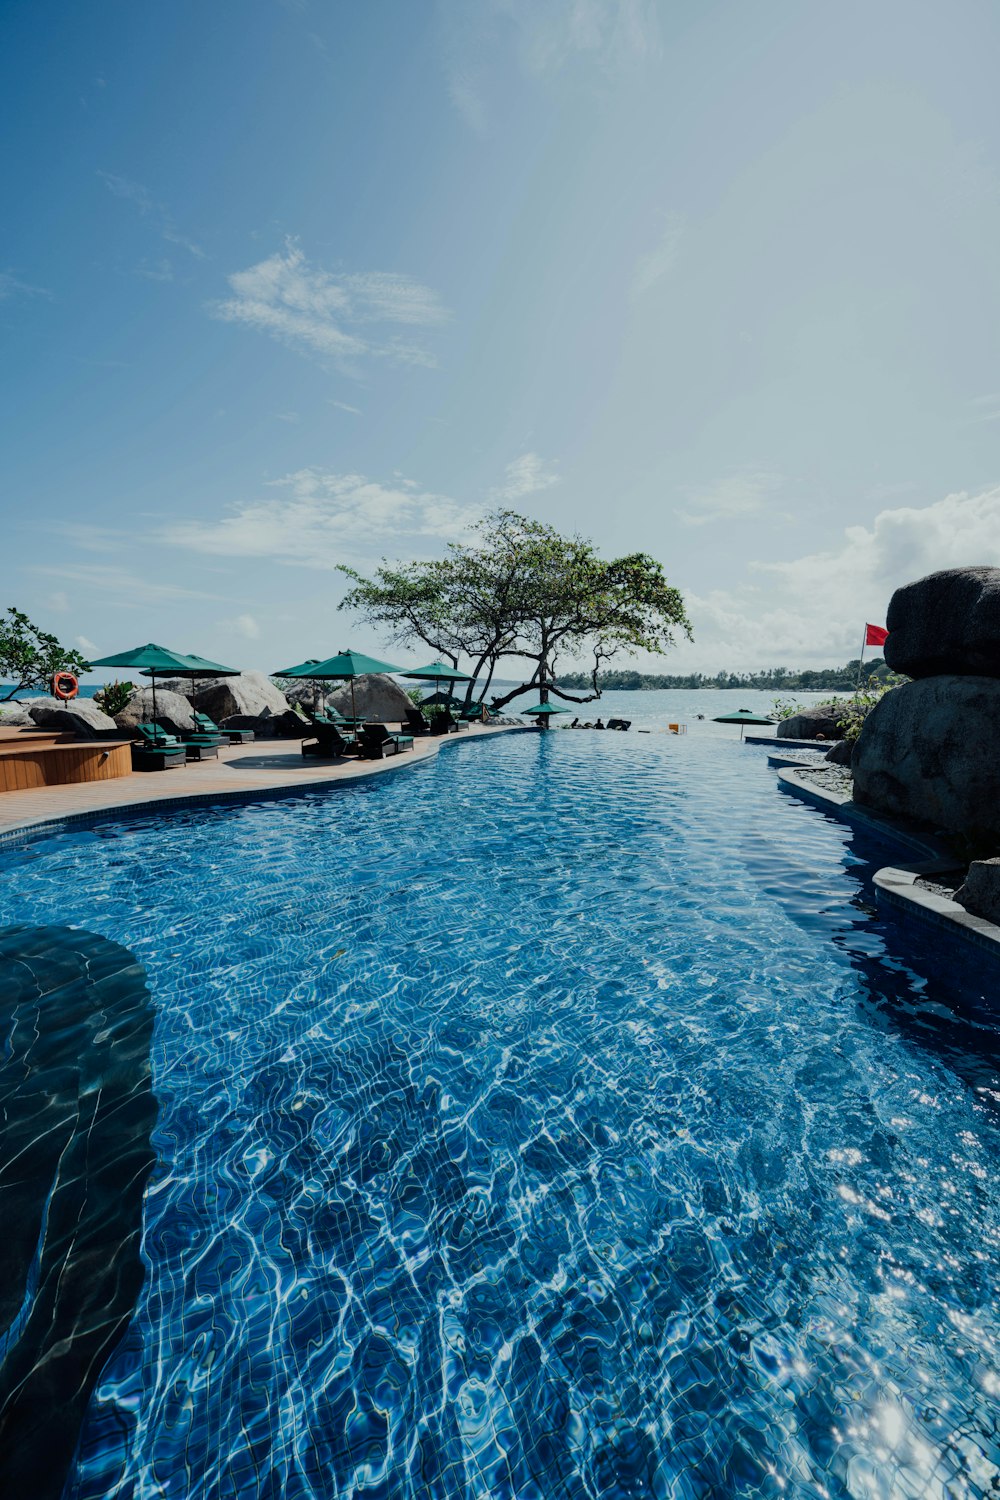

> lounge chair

[
  {"left": 130, "top": 743, "right": 186, "bottom": 772},
  {"left": 134, "top": 723, "right": 219, "bottom": 761},
  {"left": 302, "top": 724, "right": 357, "bottom": 759},
  {"left": 193, "top": 710, "right": 254, "bottom": 744},
  {"left": 358, "top": 723, "right": 415, "bottom": 758},
  {"left": 405, "top": 706, "right": 432, "bottom": 736}
]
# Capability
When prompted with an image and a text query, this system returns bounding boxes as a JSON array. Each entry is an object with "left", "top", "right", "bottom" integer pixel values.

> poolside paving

[{"left": 0, "top": 726, "right": 523, "bottom": 839}]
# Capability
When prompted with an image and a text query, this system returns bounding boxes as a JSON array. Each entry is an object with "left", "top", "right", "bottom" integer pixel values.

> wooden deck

[
  {"left": 0, "top": 732, "right": 133, "bottom": 793},
  {"left": 0, "top": 726, "right": 524, "bottom": 840}
]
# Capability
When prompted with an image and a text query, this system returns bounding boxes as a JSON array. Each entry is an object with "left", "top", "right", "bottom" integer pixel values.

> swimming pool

[{"left": 1, "top": 732, "right": 998, "bottom": 1498}]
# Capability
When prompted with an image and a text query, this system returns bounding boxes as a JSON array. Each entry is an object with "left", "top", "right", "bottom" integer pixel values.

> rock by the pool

[
  {"left": 115, "top": 686, "right": 196, "bottom": 740},
  {"left": 955, "top": 859, "right": 1000, "bottom": 925},
  {"left": 884, "top": 565, "right": 1000, "bottom": 679},
  {"left": 327, "top": 673, "right": 413, "bottom": 724},
  {"left": 776, "top": 702, "right": 849, "bottom": 740},
  {"left": 28, "top": 698, "right": 118, "bottom": 737},
  {"left": 0, "top": 701, "right": 37, "bottom": 725},
  {"left": 824, "top": 738, "right": 854, "bottom": 767},
  {"left": 852, "top": 675, "right": 1000, "bottom": 838},
  {"left": 185, "top": 670, "right": 291, "bottom": 723}
]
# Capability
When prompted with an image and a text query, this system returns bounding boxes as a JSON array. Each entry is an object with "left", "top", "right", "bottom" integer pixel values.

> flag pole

[{"left": 856, "top": 627, "right": 868, "bottom": 695}]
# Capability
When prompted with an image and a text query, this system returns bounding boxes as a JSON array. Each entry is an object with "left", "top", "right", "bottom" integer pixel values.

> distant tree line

[{"left": 554, "top": 659, "right": 894, "bottom": 692}]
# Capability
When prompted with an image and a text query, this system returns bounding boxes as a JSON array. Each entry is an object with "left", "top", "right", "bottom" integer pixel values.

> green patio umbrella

[
  {"left": 401, "top": 662, "right": 477, "bottom": 722},
  {"left": 272, "top": 658, "right": 326, "bottom": 712},
  {"left": 712, "top": 708, "right": 776, "bottom": 741},
  {"left": 518, "top": 702, "right": 570, "bottom": 731},
  {"left": 89, "top": 642, "right": 203, "bottom": 730},
  {"left": 278, "top": 648, "right": 402, "bottom": 724}
]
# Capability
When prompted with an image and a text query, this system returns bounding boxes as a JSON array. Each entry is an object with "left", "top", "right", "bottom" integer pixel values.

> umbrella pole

[
  {"left": 351, "top": 677, "right": 357, "bottom": 725},
  {"left": 151, "top": 671, "right": 158, "bottom": 731}
]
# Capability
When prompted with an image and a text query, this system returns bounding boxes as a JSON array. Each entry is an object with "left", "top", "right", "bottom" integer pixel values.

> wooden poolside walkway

[{"left": 0, "top": 726, "right": 521, "bottom": 840}]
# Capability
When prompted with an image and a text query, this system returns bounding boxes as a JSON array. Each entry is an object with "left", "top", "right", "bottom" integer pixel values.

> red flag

[{"left": 865, "top": 623, "right": 888, "bottom": 647}]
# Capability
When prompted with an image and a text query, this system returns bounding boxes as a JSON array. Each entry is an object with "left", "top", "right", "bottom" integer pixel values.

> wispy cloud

[
  {"left": 210, "top": 244, "right": 449, "bottom": 375},
  {"left": 0, "top": 270, "right": 51, "bottom": 301},
  {"left": 676, "top": 469, "right": 782, "bottom": 527},
  {"left": 30, "top": 561, "right": 220, "bottom": 605},
  {"left": 156, "top": 468, "right": 481, "bottom": 570},
  {"left": 970, "top": 391, "right": 1000, "bottom": 424},
  {"left": 632, "top": 216, "right": 685, "bottom": 297},
  {"left": 330, "top": 398, "right": 362, "bottom": 416},
  {"left": 98, "top": 171, "right": 205, "bottom": 260},
  {"left": 135, "top": 257, "right": 175, "bottom": 283},
  {"left": 490, "top": 452, "right": 562, "bottom": 501},
  {"left": 440, "top": 0, "right": 659, "bottom": 129}
]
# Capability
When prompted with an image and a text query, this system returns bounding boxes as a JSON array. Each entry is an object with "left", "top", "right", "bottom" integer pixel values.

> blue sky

[{"left": 3, "top": 0, "right": 1000, "bottom": 677}]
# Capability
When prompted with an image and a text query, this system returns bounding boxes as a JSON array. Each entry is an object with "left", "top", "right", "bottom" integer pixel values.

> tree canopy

[
  {"left": 339, "top": 509, "right": 691, "bottom": 707},
  {"left": 0, "top": 607, "right": 90, "bottom": 701}
]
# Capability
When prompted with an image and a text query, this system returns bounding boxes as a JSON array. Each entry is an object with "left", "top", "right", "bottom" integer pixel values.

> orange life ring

[{"left": 52, "top": 671, "right": 79, "bottom": 701}]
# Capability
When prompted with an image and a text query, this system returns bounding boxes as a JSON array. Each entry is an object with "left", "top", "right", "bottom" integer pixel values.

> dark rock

[
  {"left": 327, "top": 673, "right": 413, "bottom": 723},
  {"left": 955, "top": 859, "right": 1000, "bottom": 924},
  {"left": 115, "top": 686, "right": 196, "bottom": 740},
  {"left": 824, "top": 738, "right": 854, "bottom": 766},
  {"left": 852, "top": 675, "right": 1000, "bottom": 838},
  {"left": 185, "top": 671, "right": 291, "bottom": 723},
  {"left": 776, "top": 702, "right": 850, "bottom": 740},
  {"left": 28, "top": 698, "right": 118, "bottom": 738},
  {"left": 884, "top": 565, "right": 1000, "bottom": 678}
]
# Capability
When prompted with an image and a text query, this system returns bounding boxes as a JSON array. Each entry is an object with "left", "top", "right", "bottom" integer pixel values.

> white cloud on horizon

[
  {"left": 667, "top": 483, "right": 1000, "bottom": 672},
  {"left": 210, "top": 245, "right": 449, "bottom": 375},
  {"left": 156, "top": 467, "right": 482, "bottom": 570}
]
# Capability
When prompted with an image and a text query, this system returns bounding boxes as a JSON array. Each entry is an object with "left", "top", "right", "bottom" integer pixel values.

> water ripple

[{"left": 0, "top": 733, "right": 998, "bottom": 1498}]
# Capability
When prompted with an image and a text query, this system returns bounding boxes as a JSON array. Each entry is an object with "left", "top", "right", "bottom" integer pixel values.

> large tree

[
  {"left": 339, "top": 510, "right": 691, "bottom": 708},
  {"left": 0, "top": 607, "right": 90, "bottom": 701}
]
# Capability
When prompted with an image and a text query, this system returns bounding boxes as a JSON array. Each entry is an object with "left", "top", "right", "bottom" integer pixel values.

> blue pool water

[{"left": 2, "top": 732, "right": 999, "bottom": 1499}]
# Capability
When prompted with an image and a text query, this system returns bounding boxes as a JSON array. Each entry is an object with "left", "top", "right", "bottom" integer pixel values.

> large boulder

[
  {"left": 884, "top": 566, "right": 1000, "bottom": 678},
  {"left": 0, "top": 702, "right": 37, "bottom": 726},
  {"left": 114, "top": 687, "right": 196, "bottom": 740},
  {"left": 327, "top": 673, "right": 413, "bottom": 724},
  {"left": 776, "top": 702, "right": 849, "bottom": 740},
  {"left": 955, "top": 859, "right": 1000, "bottom": 924},
  {"left": 28, "top": 697, "right": 118, "bottom": 738},
  {"left": 182, "top": 671, "right": 291, "bottom": 723},
  {"left": 852, "top": 675, "right": 1000, "bottom": 838},
  {"left": 824, "top": 738, "right": 854, "bottom": 767}
]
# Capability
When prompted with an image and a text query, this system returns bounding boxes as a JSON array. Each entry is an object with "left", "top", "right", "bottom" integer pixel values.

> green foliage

[
  {"left": 93, "top": 679, "right": 135, "bottom": 717},
  {"left": 830, "top": 674, "right": 907, "bottom": 742},
  {"left": 0, "top": 607, "right": 91, "bottom": 701},
  {"left": 556, "top": 658, "right": 894, "bottom": 692},
  {"left": 340, "top": 509, "right": 691, "bottom": 708}
]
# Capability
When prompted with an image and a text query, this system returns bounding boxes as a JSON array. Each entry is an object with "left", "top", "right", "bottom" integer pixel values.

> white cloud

[
  {"left": 633, "top": 217, "right": 684, "bottom": 297},
  {"left": 157, "top": 468, "right": 482, "bottom": 570},
  {"left": 233, "top": 613, "right": 260, "bottom": 640},
  {"left": 490, "top": 452, "right": 562, "bottom": 501},
  {"left": 98, "top": 171, "right": 204, "bottom": 260},
  {"left": 29, "top": 562, "right": 220, "bottom": 605},
  {"left": 670, "top": 484, "right": 1000, "bottom": 671},
  {"left": 210, "top": 245, "right": 449, "bottom": 374},
  {"left": 330, "top": 398, "right": 362, "bottom": 415},
  {"left": 677, "top": 469, "right": 782, "bottom": 526},
  {"left": 47, "top": 590, "right": 70, "bottom": 612},
  {"left": 76, "top": 634, "right": 97, "bottom": 653}
]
